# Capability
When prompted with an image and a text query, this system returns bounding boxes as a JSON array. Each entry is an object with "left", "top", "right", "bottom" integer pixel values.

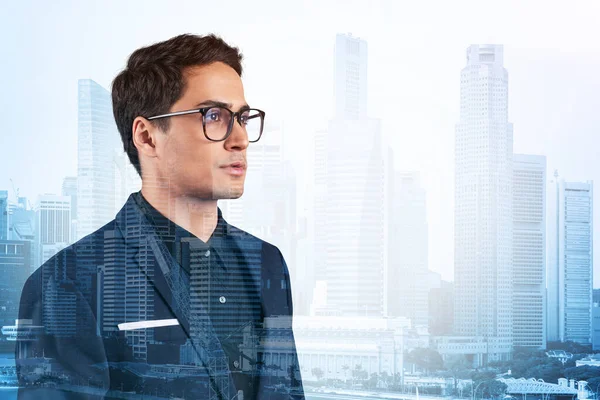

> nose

[{"left": 224, "top": 117, "right": 249, "bottom": 150}]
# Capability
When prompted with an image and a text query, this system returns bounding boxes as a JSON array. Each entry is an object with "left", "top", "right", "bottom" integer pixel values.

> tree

[
  {"left": 547, "top": 341, "right": 593, "bottom": 355},
  {"left": 564, "top": 365, "right": 600, "bottom": 381},
  {"left": 444, "top": 354, "right": 472, "bottom": 394},
  {"left": 312, "top": 367, "right": 324, "bottom": 381},
  {"left": 380, "top": 371, "right": 391, "bottom": 389},
  {"left": 406, "top": 348, "right": 444, "bottom": 375},
  {"left": 480, "top": 380, "right": 507, "bottom": 399},
  {"left": 342, "top": 364, "right": 350, "bottom": 384},
  {"left": 288, "top": 364, "right": 301, "bottom": 388},
  {"left": 352, "top": 364, "right": 368, "bottom": 383},
  {"left": 367, "top": 372, "right": 378, "bottom": 389}
]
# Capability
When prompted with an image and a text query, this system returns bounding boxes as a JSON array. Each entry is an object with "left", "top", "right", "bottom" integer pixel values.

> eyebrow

[{"left": 195, "top": 100, "right": 250, "bottom": 112}]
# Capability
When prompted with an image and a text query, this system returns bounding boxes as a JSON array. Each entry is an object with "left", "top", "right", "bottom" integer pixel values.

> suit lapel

[{"left": 114, "top": 194, "right": 234, "bottom": 393}]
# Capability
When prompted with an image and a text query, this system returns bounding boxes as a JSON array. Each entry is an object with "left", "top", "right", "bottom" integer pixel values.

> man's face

[{"left": 154, "top": 61, "right": 249, "bottom": 200}]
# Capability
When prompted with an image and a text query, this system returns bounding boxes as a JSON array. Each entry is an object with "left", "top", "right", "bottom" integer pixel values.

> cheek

[{"left": 165, "top": 137, "right": 218, "bottom": 176}]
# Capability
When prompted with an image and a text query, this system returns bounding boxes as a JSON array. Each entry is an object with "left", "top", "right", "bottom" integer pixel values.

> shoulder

[
  {"left": 224, "top": 221, "right": 287, "bottom": 269},
  {"left": 225, "top": 221, "right": 280, "bottom": 251},
  {"left": 24, "top": 219, "right": 119, "bottom": 295}
]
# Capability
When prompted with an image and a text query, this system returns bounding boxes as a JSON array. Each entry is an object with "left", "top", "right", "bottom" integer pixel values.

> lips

[
  {"left": 220, "top": 161, "right": 246, "bottom": 176},
  {"left": 222, "top": 161, "right": 246, "bottom": 169}
]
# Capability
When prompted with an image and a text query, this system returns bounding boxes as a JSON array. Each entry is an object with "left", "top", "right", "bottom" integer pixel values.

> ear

[{"left": 132, "top": 116, "right": 160, "bottom": 159}]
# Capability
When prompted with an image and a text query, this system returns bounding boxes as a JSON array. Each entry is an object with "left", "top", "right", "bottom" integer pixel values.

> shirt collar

[{"left": 132, "top": 190, "right": 228, "bottom": 246}]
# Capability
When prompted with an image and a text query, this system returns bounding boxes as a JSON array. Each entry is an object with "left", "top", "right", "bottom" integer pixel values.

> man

[{"left": 16, "top": 33, "right": 304, "bottom": 400}]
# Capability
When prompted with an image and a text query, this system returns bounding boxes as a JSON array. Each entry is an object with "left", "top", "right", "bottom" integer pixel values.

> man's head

[{"left": 112, "top": 33, "right": 255, "bottom": 200}]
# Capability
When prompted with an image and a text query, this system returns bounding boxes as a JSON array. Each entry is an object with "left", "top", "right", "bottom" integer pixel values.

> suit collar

[
  {"left": 113, "top": 192, "right": 233, "bottom": 385},
  {"left": 131, "top": 190, "right": 230, "bottom": 246}
]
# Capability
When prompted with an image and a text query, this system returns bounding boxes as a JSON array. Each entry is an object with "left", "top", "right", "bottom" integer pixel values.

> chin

[{"left": 216, "top": 186, "right": 244, "bottom": 200}]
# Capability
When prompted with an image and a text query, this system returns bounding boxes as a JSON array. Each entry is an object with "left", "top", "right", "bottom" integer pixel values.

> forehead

[{"left": 179, "top": 62, "right": 246, "bottom": 106}]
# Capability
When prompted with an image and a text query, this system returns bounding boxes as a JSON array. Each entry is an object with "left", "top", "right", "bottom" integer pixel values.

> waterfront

[{"left": 0, "top": 352, "right": 16, "bottom": 400}]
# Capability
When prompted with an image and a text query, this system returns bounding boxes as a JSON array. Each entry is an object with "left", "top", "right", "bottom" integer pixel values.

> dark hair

[{"left": 111, "top": 33, "right": 244, "bottom": 177}]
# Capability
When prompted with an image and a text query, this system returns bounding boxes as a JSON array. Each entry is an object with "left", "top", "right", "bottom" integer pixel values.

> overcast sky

[{"left": 2, "top": 0, "right": 600, "bottom": 284}]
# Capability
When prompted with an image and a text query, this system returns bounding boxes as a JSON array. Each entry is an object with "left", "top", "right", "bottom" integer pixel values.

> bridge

[{"left": 499, "top": 377, "right": 580, "bottom": 400}]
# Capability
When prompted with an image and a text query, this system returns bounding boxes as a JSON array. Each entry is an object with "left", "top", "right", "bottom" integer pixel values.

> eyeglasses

[{"left": 146, "top": 106, "right": 265, "bottom": 143}]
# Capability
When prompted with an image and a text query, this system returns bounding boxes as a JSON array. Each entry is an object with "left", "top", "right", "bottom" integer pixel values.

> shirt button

[
  {"left": 233, "top": 360, "right": 240, "bottom": 368},
  {"left": 205, "top": 250, "right": 211, "bottom": 257},
  {"left": 219, "top": 296, "right": 226, "bottom": 304}
]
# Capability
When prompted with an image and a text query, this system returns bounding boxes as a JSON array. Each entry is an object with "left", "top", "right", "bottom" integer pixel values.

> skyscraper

[
  {"left": 36, "top": 194, "right": 71, "bottom": 265},
  {"left": 323, "top": 33, "right": 389, "bottom": 317},
  {"left": 388, "top": 172, "right": 429, "bottom": 326},
  {"left": 513, "top": 154, "right": 546, "bottom": 349},
  {"left": 0, "top": 240, "right": 31, "bottom": 328},
  {"left": 62, "top": 176, "right": 78, "bottom": 243},
  {"left": 8, "top": 196, "right": 37, "bottom": 272},
  {"left": 454, "top": 44, "right": 513, "bottom": 360},
  {"left": 61, "top": 177, "right": 78, "bottom": 219},
  {"left": 547, "top": 175, "right": 593, "bottom": 344},
  {"left": 334, "top": 33, "right": 368, "bottom": 120},
  {"left": 77, "top": 79, "right": 118, "bottom": 240}
]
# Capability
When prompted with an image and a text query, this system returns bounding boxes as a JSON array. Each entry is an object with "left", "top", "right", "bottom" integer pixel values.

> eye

[
  {"left": 205, "top": 108, "right": 222, "bottom": 122},
  {"left": 239, "top": 111, "right": 250, "bottom": 125}
]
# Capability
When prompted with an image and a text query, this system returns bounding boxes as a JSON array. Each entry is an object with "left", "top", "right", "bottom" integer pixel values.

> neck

[{"left": 140, "top": 185, "right": 219, "bottom": 242}]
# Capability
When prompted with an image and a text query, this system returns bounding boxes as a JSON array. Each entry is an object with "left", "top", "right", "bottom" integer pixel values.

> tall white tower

[
  {"left": 77, "top": 79, "right": 118, "bottom": 240},
  {"left": 547, "top": 175, "right": 593, "bottom": 344},
  {"left": 454, "top": 44, "right": 513, "bottom": 360},
  {"left": 334, "top": 33, "right": 368, "bottom": 120},
  {"left": 324, "top": 33, "right": 389, "bottom": 317},
  {"left": 513, "top": 154, "right": 546, "bottom": 349},
  {"left": 388, "top": 172, "right": 429, "bottom": 326}
]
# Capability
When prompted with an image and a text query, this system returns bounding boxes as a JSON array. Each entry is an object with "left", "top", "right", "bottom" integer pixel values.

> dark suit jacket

[{"left": 16, "top": 192, "right": 305, "bottom": 400}]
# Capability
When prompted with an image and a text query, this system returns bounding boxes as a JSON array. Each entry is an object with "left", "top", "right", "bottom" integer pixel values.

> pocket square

[{"left": 118, "top": 318, "right": 179, "bottom": 331}]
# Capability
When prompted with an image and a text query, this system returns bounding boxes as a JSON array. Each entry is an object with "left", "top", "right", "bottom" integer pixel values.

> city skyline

[
  {"left": 3, "top": 1, "right": 600, "bottom": 285},
  {"left": 1, "top": 30, "right": 599, "bottom": 398},
  {"left": 2, "top": 36, "right": 594, "bottom": 332}
]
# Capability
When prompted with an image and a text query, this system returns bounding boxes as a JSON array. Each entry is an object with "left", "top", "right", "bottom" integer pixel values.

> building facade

[
  {"left": 388, "top": 172, "right": 429, "bottom": 326},
  {"left": 35, "top": 194, "right": 71, "bottom": 265},
  {"left": 453, "top": 44, "right": 513, "bottom": 361},
  {"left": 547, "top": 177, "right": 593, "bottom": 344},
  {"left": 513, "top": 154, "right": 546, "bottom": 348},
  {"left": 77, "top": 79, "right": 118, "bottom": 240}
]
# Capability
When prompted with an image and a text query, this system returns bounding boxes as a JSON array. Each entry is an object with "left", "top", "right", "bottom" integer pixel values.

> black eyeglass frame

[{"left": 146, "top": 106, "right": 266, "bottom": 143}]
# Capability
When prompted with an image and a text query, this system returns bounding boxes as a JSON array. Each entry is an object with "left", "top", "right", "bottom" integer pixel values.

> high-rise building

[
  {"left": 61, "top": 177, "right": 78, "bottom": 219},
  {"left": 0, "top": 190, "right": 8, "bottom": 241},
  {"left": 547, "top": 175, "right": 593, "bottom": 344},
  {"left": 62, "top": 176, "right": 78, "bottom": 243},
  {"left": 429, "top": 280, "right": 454, "bottom": 336},
  {"left": 8, "top": 196, "right": 37, "bottom": 272},
  {"left": 513, "top": 154, "right": 546, "bottom": 349},
  {"left": 313, "top": 128, "right": 328, "bottom": 287},
  {"left": 0, "top": 240, "right": 31, "bottom": 328},
  {"left": 593, "top": 302, "right": 600, "bottom": 351},
  {"left": 388, "top": 172, "right": 429, "bottom": 326},
  {"left": 77, "top": 79, "right": 118, "bottom": 240},
  {"left": 36, "top": 194, "right": 71, "bottom": 265},
  {"left": 323, "top": 33, "right": 389, "bottom": 317},
  {"left": 334, "top": 33, "right": 368, "bottom": 120},
  {"left": 453, "top": 44, "right": 513, "bottom": 361}
]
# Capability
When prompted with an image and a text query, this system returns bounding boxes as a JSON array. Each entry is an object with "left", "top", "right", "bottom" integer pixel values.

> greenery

[
  {"left": 311, "top": 367, "right": 324, "bottom": 381},
  {"left": 405, "top": 348, "right": 445, "bottom": 374},
  {"left": 443, "top": 354, "right": 472, "bottom": 393},
  {"left": 304, "top": 342, "right": 600, "bottom": 396},
  {"left": 563, "top": 365, "right": 600, "bottom": 390}
]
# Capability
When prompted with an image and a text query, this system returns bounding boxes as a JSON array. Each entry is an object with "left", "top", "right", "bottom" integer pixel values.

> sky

[{"left": 2, "top": 0, "right": 600, "bottom": 284}]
